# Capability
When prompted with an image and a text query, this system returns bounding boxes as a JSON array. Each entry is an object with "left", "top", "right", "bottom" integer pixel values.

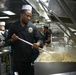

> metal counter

[
  {"left": 34, "top": 46, "right": 76, "bottom": 75},
  {"left": 0, "top": 50, "right": 10, "bottom": 75},
  {"left": 34, "top": 62, "right": 76, "bottom": 75},
  {"left": 51, "top": 71, "right": 76, "bottom": 75}
]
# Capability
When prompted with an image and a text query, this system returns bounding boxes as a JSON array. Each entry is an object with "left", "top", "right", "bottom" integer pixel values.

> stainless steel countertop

[
  {"left": 0, "top": 50, "right": 10, "bottom": 56},
  {"left": 51, "top": 71, "right": 76, "bottom": 75}
]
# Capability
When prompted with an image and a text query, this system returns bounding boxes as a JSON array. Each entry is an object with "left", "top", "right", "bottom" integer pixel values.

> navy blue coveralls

[
  {"left": 43, "top": 30, "right": 51, "bottom": 44},
  {"left": 6, "top": 21, "right": 43, "bottom": 75}
]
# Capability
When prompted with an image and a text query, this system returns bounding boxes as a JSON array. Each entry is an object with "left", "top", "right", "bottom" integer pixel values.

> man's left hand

[{"left": 32, "top": 42, "right": 40, "bottom": 49}]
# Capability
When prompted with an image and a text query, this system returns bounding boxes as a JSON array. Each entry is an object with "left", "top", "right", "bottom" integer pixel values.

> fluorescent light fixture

[
  {"left": 44, "top": 14, "right": 49, "bottom": 20},
  {"left": 0, "top": 16, "right": 9, "bottom": 19},
  {"left": 37, "top": 0, "right": 47, "bottom": 2},
  {"left": 45, "top": 2, "right": 48, "bottom": 6},
  {"left": 51, "top": 74, "right": 62, "bottom": 75},
  {"left": 2, "top": 11, "right": 15, "bottom": 15},
  {"left": 41, "top": 0, "right": 47, "bottom": 2},
  {"left": 47, "top": 19, "right": 51, "bottom": 22}
]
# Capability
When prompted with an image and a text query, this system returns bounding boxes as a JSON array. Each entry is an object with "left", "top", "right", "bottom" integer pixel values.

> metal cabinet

[{"left": 0, "top": 50, "right": 10, "bottom": 75}]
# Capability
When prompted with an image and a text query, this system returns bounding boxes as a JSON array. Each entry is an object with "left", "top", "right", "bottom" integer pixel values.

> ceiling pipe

[
  {"left": 56, "top": 22, "right": 70, "bottom": 37},
  {"left": 57, "top": 0, "right": 76, "bottom": 29},
  {"left": 39, "top": 0, "right": 76, "bottom": 44},
  {"left": 51, "top": 11, "right": 76, "bottom": 44}
]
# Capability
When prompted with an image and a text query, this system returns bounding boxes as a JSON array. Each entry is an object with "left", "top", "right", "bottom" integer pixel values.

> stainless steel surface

[
  {"left": 34, "top": 62, "right": 76, "bottom": 75},
  {"left": 39, "top": 0, "right": 76, "bottom": 44},
  {"left": 57, "top": 0, "right": 76, "bottom": 27},
  {"left": 56, "top": 22, "right": 70, "bottom": 37},
  {"left": 0, "top": 50, "right": 11, "bottom": 75},
  {"left": 51, "top": 71, "right": 76, "bottom": 75},
  {"left": 49, "top": 0, "right": 76, "bottom": 19},
  {"left": 34, "top": 46, "right": 76, "bottom": 75},
  {"left": 51, "top": 12, "right": 76, "bottom": 44},
  {"left": 1, "top": 63, "right": 6, "bottom": 74}
]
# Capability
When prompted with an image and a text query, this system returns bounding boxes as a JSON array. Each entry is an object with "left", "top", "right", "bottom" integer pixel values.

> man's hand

[
  {"left": 32, "top": 42, "right": 40, "bottom": 49},
  {"left": 11, "top": 34, "right": 19, "bottom": 41},
  {"left": 45, "top": 43, "right": 48, "bottom": 46}
]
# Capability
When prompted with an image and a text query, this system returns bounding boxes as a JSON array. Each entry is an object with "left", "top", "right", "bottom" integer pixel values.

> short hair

[
  {"left": 44, "top": 25, "right": 48, "bottom": 29},
  {"left": 20, "top": 10, "right": 26, "bottom": 14}
]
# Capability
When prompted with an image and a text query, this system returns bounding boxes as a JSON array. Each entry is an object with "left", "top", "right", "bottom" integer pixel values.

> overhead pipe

[
  {"left": 51, "top": 12, "right": 76, "bottom": 44},
  {"left": 56, "top": 22, "right": 70, "bottom": 37},
  {"left": 41, "top": 3, "right": 70, "bottom": 37},
  {"left": 39, "top": 0, "right": 76, "bottom": 44},
  {"left": 57, "top": 0, "right": 76, "bottom": 29}
]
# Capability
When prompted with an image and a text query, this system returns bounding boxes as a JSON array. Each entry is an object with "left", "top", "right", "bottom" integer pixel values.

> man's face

[
  {"left": 0, "top": 25, "right": 5, "bottom": 30},
  {"left": 21, "top": 10, "right": 32, "bottom": 24},
  {"left": 44, "top": 27, "right": 48, "bottom": 32}
]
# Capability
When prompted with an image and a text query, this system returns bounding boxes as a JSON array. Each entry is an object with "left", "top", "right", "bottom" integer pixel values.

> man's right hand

[{"left": 11, "top": 34, "right": 19, "bottom": 41}]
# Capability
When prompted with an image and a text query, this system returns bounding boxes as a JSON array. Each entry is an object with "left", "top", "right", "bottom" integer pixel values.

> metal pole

[{"left": 18, "top": 37, "right": 42, "bottom": 50}]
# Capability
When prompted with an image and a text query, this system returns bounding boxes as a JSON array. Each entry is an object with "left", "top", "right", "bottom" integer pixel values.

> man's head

[
  {"left": 20, "top": 5, "right": 32, "bottom": 24},
  {"left": 0, "top": 21, "right": 5, "bottom": 30},
  {"left": 44, "top": 24, "right": 48, "bottom": 32}
]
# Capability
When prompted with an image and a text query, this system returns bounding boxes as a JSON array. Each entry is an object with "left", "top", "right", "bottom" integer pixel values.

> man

[
  {"left": 5, "top": 5, "right": 43, "bottom": 75},
  {"left": 0, "top": 21, "right": 5, "bottom": 30},
  {"left": 0, "top": 21, "right": 8, "bottom": 47},
  {"left": 43, "top": 25, "right": 51, "bottom": 45},
  {"left": 0, "top": 21, "right": 5, "bottom": 41}
]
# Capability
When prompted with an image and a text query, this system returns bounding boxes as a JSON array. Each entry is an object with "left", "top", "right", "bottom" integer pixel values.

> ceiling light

[
  {"left": 44, "top": 14, "right": 49, "bottom": 20},
  {"left": 47, "top": 19, "right": 51, "bottom": 22},
  {"left": 37, "top": 0, "right": 47, "bottom": 2},
  {"left": 0, "top": 16, "right": 9, "bottom": 19},
  {"left": 2, "top": 11, "right": 15, "bottom": 15}
]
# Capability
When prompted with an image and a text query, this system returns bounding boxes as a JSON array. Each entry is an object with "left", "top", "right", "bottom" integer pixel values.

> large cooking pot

[{"left": 34, "top": 45, "right": 76, "bottom": 75}]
